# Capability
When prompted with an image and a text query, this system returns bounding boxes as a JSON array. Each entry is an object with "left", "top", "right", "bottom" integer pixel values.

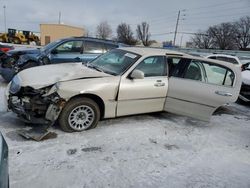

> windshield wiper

[{"left": 87, "top": 64, "right": 104, "bottom": 73}]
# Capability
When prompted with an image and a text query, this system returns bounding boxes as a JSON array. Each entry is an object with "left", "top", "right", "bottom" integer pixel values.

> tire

[{"left": 58, "top": 97, "right": 100, "bottom": 132}]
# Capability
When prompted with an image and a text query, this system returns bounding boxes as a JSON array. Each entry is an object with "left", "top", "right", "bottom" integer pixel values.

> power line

[
  {"left": 186, "top": 5, "right": 250, "bottom": 17},
  {"left": 151, "top": 32, "right": 173, "bottom": 36},
  {"left": 185, "top": 11, "right": 249, "bottom": 21},
  {"left": 186, "top": 0, "right": 245, "bottom": 11}
]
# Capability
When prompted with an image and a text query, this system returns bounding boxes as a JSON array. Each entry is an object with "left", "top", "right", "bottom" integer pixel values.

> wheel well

[{"left": 69, "top": 94, "right": 105, "bottom": 118}]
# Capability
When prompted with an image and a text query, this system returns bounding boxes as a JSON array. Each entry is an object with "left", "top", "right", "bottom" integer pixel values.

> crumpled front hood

[{"left": 16, "top": 63, "right": 111, "bottom": 89}]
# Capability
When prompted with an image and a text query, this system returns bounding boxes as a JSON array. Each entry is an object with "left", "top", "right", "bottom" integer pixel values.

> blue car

[
  {"left": 0, "top": 37, "right": 126, "bottom": 82},
  {"left": 0, "top": 132, "right": 8, "bottom": 188}
]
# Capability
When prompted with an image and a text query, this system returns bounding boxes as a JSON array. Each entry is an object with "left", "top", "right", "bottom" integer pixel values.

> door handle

[
  {"left": 154, "top": 82, "right": 165, "bottom": 87},
  {"left": 215, "top": 91, "right": 232, "bottom": 97}
]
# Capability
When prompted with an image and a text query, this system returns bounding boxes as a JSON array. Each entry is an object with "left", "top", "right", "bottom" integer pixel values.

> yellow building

[{"left": 40, "top": 24, "right": 85, "bottom": 45}]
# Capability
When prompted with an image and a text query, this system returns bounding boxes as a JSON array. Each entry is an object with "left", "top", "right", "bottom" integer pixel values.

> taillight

[{"left": 0, "top": 48, "right": 10, "bottom": 52}]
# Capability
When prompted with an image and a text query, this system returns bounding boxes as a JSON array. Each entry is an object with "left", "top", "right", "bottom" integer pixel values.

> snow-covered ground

[{"left": 0, "top": 78, "right": 250, "bottom": 188}]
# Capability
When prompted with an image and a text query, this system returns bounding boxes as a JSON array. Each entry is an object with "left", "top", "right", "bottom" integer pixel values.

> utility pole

[
  {"left": 58, "top": 11, "right": 61, "bottom": 24},
  {"left": 3, "top": 5, "right": 6, "bottom": 33},
  {"left": 173, "top": 10, "right": 180, "bottom": 46},
  {"left": 180, "top": 34, "right": 183, "bottom": 48}
]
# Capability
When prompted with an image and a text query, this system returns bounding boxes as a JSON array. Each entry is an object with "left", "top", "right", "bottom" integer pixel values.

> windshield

[
  {"left": 88, "top": 49, "right": 141, "bottom": 75},
  {"left": 40, "top": 39, "right": 63, "bottom": 52}
]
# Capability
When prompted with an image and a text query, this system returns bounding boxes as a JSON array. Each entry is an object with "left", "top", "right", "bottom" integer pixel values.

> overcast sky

[{"left": 0, "top": 0, "right": 249, "bottom": 45}]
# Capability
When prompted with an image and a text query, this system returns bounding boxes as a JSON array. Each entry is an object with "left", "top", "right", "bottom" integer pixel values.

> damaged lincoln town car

[{"left": 7, "top": 47, "right": 242, "bottom": 132}]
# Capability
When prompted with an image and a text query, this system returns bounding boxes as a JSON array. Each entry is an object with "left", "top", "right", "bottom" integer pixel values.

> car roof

[
  {"left": 119, "top": 47, "right": 240, "bottom": 71},
  {"left": 119, "top": 47, "right": 185, "bottom": 56},
  {"left": 61, "top": 36, "right": 120, "bottom": 45}
]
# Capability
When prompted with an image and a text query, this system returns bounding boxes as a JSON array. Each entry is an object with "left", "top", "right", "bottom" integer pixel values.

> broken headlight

[{"left": 9, "top": 75, "right": 21, "bottom": 94}]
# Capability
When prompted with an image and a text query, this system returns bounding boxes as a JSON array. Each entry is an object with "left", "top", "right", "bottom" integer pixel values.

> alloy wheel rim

[{"left": 68, "top": 105, "right": 95, "bottom": 131}]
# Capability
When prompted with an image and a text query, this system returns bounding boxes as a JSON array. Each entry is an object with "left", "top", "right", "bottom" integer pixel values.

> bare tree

[
  {"left": 136, "top": 22, "right": 152, "bottom": 46},
  {"left": 96, "top": 21, "right": 112, "bottom": 39},
  {"left": 208, "top": 23, "right": 236, "bottom": 50},
  {"left": 191, "top": 30, "right": 212, "bottom": 49},
  {"left": 116, "top": 23, "right": 137, "bottom": 45},
  {"left": 234, "top": 16, "right": 250, "bottom": 50}
]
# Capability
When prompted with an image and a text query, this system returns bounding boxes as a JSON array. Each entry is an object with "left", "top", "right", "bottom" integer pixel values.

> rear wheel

[{"left": 58, "top": 97, "right": 100, "bottom": 132}]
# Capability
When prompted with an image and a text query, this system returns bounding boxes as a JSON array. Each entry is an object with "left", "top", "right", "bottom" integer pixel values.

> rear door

[
  {"left": 164, "top": 57, "right": 241, "bottom": 121},
  {"left": 81, "top": 41, "right": 104, "bottom": 63}
]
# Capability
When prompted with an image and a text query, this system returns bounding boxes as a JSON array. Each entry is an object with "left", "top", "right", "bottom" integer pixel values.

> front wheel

[{"left": 58, "top": 97, "right": 100, "bottom": 132}]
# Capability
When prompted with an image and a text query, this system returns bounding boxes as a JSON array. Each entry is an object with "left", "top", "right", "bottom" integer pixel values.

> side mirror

[
  {"left": 51, "top": 49, "right": 58, "bottom": 54},
  {"left": 130, "top": 70, "right": 144, "bottom": 79}
]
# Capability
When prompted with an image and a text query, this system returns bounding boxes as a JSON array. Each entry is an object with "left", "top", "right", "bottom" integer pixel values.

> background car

[
  {"left": 206, "top": 54, "right": 250, "bottom": 103},
  {"left": 0, "top": 132, "right": 9, "bottom": 188},
  {"left": 206, "top": 54, "right": 250, "bottom": 68},
  {"left": 0, "top": 43, "right": 14, "bottom": 53},
  {"left": 0, "top": 37, "right": 126, "bottom": 82},
  {"left": 10, "top": 37, "right": 126, "bottom": 68}
]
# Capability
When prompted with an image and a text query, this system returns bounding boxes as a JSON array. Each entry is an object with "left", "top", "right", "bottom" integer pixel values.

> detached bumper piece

[
  {"left": 18, "top": 127, "right": 57, "bottom": 141},
  {"left": 239, "top": 83, "right": 250, "bottom": 102}
]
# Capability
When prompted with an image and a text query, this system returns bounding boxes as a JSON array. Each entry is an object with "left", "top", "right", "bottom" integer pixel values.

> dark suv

[{"left": 1, "top": 37, "right": 125, "bottom": 82}]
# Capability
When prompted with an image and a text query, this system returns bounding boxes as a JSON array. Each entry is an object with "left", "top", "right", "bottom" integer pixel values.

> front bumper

[{"left": 8, "top": 96, "right": 52, "bottom": 124}]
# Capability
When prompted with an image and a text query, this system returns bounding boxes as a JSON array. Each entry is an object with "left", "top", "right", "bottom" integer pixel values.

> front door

[
  {"left": 50, "top": 40, "right": 83, "bottom": 63},
  {"left": 164, "top": 57, "right": 241, "bottom": 121},
  {"left": 117, "top": 56, "right": 169, "bottom": 116}
]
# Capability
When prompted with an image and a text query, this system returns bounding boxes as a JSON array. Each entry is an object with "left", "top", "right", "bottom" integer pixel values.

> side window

[
  {"left": 103, "top": 44, "right": 117, "bottom": 53},
  {"left": 55, "top": 40, "right": 82, "bottom": 53},
  {"left": 84, "top": 41, "right": 104, "bottom": 53},
  {"left": 203, "top": 63, "right": 234, "bottom": 86},
  {"left": 184, "top": 61, "right": 204, "bottom": 81},
  {"left": 135, "top": 56, "right": 166, "bottom": 77}
]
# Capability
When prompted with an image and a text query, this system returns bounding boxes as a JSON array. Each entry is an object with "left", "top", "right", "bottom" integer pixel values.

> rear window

[
  {"left": 104, "top": 44, "right": 118, "bottom": 52},
  {"left": 84, "top": 41, "right": 104, "bottom": 53}
]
